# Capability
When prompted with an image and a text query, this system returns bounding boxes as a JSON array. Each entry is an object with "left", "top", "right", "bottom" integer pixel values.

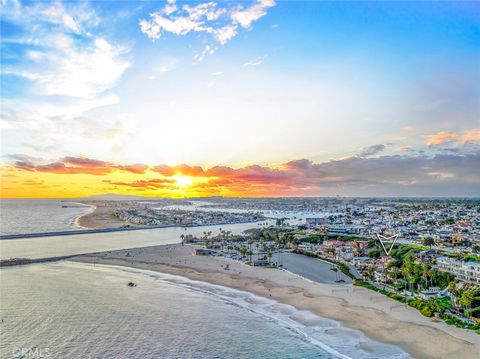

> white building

[{"left": 436, "top": 257, "right": 480, "bottom": 284}]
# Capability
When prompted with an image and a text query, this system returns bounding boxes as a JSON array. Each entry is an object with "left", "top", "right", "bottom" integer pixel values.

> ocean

[
  {"left": 0, "top": 200, "right": 409, "bottom": 358},
  {"left": 0, "top": 262, "right": 408, "bottom": 359},
  {"left": 0, "top": 199, "right": 93, "bottom": 235}
]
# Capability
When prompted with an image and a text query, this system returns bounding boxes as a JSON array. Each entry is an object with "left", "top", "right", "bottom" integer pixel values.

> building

[
  {"left": 418, "top": 287, "right": 443, "bottom": 300},
  {"left": 306, "top": 217, "right": 330, "bottom": 226},
  {"left": 327, "top": 225, "right": 361, "bottom": 235},
  {"left": 436, "top": 257, "right": 480, "bottom": 284},
  {"left": 298, "top": 242, "right": 316, "bottom": 252}
]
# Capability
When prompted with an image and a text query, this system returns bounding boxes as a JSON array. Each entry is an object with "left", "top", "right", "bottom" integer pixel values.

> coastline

[
  {"left": 73, "top": 244, "right": 480, "bottom": 359},
  {"left": 72, "top": 203, "right": 97, "bottom": 229},
  {"left": 73, "top": 201, "right": 136, "bottom": 229}
]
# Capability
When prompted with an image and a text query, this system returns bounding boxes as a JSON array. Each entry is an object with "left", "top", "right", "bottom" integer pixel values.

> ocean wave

[{"left": 80, "top": 262, "right": 410, "bottom": 359}]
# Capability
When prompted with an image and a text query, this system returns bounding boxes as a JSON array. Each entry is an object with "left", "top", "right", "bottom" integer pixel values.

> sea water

[
  {"left": 0, "top": 262, "right": 409, "bottom": 359},
  {"left": 0, "top": 199, "right": 93, "bottom": 235}
]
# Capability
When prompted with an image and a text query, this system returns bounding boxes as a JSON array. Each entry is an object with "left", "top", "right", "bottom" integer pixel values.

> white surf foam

[{"left": 72, "top": 262, "right": 410, "bottom": 359}]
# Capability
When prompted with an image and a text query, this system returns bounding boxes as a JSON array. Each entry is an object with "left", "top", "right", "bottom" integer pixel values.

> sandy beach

[
  {"left": 75, "top": 201, "right": 138, "bottom": 229},
  {"left": 74, "top": 244, "right": 480, "bottom": 359}
]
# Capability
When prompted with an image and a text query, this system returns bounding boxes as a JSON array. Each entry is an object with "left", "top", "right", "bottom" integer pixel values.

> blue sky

[{"left": 1, "top": 0, "right": 479, "bottom": 196}]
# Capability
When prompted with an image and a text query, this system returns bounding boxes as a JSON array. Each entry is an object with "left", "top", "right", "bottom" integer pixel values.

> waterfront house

[
  {"left": 418, "top": 287, "right": 442, "bottom": 300},
  {"left": 436, "top": 257, "right": 480, "bottom": 284}
]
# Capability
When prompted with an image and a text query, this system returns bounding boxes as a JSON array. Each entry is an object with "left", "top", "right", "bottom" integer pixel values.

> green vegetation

[
  {"left": 440, "top": 313, "right": 480, "bottom": 333},
  {"left": 243, "top": 227, "right": 294, "bottom": 246},
  {"left": 423, "top": 237, "right": 435, "bottom": 247},
  {"left": 354, "top": 279, "right": 480, "bottom": 333}
]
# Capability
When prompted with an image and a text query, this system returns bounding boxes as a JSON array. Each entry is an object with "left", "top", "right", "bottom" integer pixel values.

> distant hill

[{"left": 74, "top": 193, "right": 154, "bottom": 201}]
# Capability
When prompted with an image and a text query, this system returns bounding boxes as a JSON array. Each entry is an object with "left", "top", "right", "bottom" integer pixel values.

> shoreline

[
  {"left": 73, "top": 244, "right": 480, "bottom": 359},
  {"left": 79, "top": 261, "right": 406, "bottom": 358},
  {"left": 73, "top": 200, "right": 139, "bottom": 229},
  {"left": 72, "top": 203, "right": 97, "bottom": 229}
]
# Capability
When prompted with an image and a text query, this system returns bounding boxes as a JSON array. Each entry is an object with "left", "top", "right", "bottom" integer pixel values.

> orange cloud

[
  {"left": 12, "top": 156, "right": 148, "bottom": 175},
  {"left": 425, "top": 131, "right": 458, "bottom": 146},
  {"left": 2, "top": 151, "right": 479, "bottom": 198},
  {"left": 425, "top": 129, "right": 480, "bottom": 147},
  {"left": 152, "top": 164, "right": 205, "bottom": 177},
  {"left": 107, "top": 179, "right": 175, "bottom": 189},
  {"left": 461, "top": 129, "right": 480, "bottom": 144},
  {"left": 395, "top": 146, "right": 412, "bottom": 153}
]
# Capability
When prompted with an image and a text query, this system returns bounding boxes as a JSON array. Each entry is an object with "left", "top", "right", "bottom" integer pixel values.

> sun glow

[{"left": 173, "top": 175, "right": 193, "bottom": 188}]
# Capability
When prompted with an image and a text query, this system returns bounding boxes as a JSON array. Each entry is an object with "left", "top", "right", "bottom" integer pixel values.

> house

[
  {"left": 418, "top": 287, "right": 442, "bottom": 300},
  {"left": 298, "top": 242, "right": 316, "bottom": 252},
  {"left": 436, "top": 257, "right": 480, "bottom": 284}
]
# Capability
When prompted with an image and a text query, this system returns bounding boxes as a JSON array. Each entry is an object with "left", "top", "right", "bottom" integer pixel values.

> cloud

[
  {"left": 425, "top": 129, "right": 480, "bottom": 147},
  {"left": 395, "top": 146, "right": 412, "bottom": 153},
  {"left": 1, "top": 1, "right": 131, "bottom": 158},
  {"left": 5, "top": 37, "right": 130, "bottom": 99},
  {"left": 107, "top": 179, "right": 174, "bottom": 189},
  {"left": 231, "top": 0, "right": 275, "bottom": 28},
  {"left": 461, "top": 129, "right": 480, "bottom": 144},
  {"left": 11, "top": 156, "right": 148, "bottom": 176},
  {"left": 1, "top": 0, "right": 99, "bottom": 37},
  {"left": 194, "top": 44, "right": 216, "bottom": 63},
  {"left": 403, "top": 125, "right": 415, "bottom": 132},
  {"left": 1, "top": 2, "right": 123, "bottom": 99},
  {"left": 425, "top": 131, "right": 458, "bottom": 146},
  {"left": 243, "top": 55, "right": 267, "bottom": 66},
  {"left": 140, "top": 0, "right": 275, "bottom": 60},
  {"left": 5, "top": 151, "right": 479, "bottom": 196},
  {"left": 152, "top": 164, "right": 205, "bottom": 177},
  {"left": 149, "top": 57, "right": 180, "bottom": 80},
  {"left": 357, "top": 144, "right": 386, "bottom": 157}
]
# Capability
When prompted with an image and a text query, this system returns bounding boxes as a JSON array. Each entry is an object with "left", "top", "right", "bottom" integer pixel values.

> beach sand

[
  {"left": 74, "top": 244, "right": 480, "bottom": 359},
  {"left": 76, "top": 201, "right": 138, "bottom": 229}
]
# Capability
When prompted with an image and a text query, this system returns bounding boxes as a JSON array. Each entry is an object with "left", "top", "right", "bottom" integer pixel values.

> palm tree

[
  {"left": 401, "top": 258, "right": 414, "bottom": 292},
  {"left": 460, "top": 290, "right": 474, "bottom": 319},
  {"left": 391, "top": 268, "right": 400, "bottom": 284},
  {"left": 365, "top": 264, "right": 375, "bottom": 281},
  {"left": 422, "top": 263, "right": 430, "bottom": 289}
]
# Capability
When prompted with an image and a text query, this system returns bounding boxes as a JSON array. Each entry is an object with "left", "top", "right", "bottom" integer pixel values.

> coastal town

[
  {"left": 179, "top": 197, "right": 480, "bottom": 332},
  {"left": 74, "top": 199, "right": 268, "bottom": 228},
  {"left": 112, "top": 203, "right": 266, "bottom": 227}
]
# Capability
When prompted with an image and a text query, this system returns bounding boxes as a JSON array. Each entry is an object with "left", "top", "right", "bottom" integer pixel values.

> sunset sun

[{"left": 174, "top": 175, "right": 193, "bottom": 188}]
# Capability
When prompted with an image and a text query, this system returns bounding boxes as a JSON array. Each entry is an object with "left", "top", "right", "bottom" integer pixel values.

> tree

[
  {"left": 447, "top": 281, "right": 457, "bottom": 296},
  {"left": 367, "top": 247, "right": 381, "bottom": 259},
  {"left": 391, "top": 267, "right": 400, "bottom": 284},
  {"left": 401, "top": 257, "right": 416, "bottom": 292},
  {"left": 422, "top": 263, "right": 431, "bottom": 289},
  {"left": 423, "top": 237, "right": 435, "bottom": 248},
  {"left": 364, "top": 264, "right": 375, "bottom": 281},
  {"left": 459, "top": 290, "right": 474, "bottom": 318}
]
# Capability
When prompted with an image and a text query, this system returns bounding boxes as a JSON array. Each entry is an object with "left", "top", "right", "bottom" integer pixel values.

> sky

[{"left": 0, "top": 0, "right": 479, "bottom": 198}]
